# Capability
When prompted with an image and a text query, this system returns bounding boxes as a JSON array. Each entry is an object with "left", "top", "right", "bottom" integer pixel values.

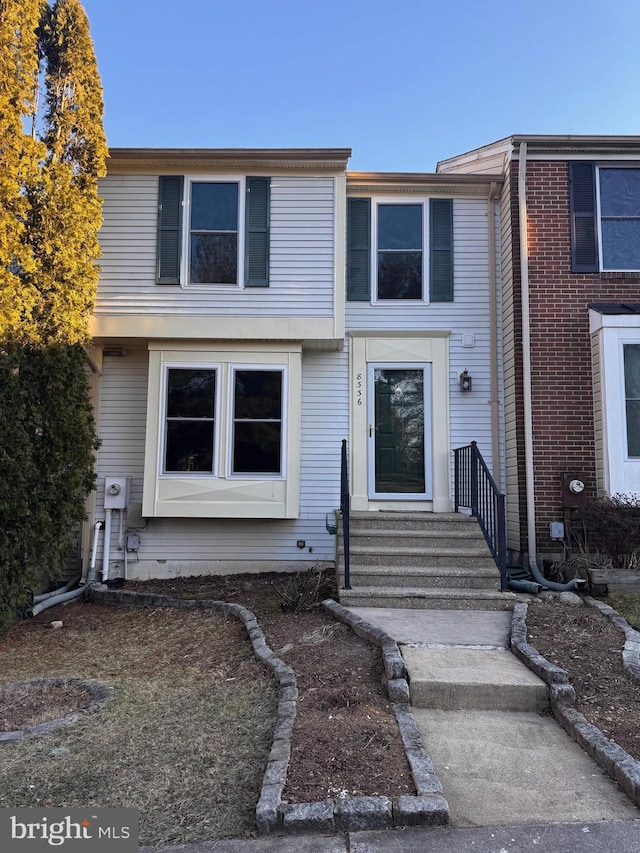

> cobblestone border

[
  {"left": 0, "top": 677, "right": 113, "bottom": 742},
  {"left": 86, "top": 587, "right": 448, "bottom": 834},
  {"left": 511, "top": 601, "right": 640, "bottom": 807},
  {"left": 584, "top": 596, "right": 640, "bottom": 683},
  {"left": 321, "top": 598, "right": 450, "bottom": 830}
]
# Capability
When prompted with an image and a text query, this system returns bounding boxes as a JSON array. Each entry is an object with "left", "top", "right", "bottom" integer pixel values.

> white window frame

[
  {"left": 159, "top": 362, "right": 222, "bottom": 478},
  {"left": 227, "top": 364, "right": 287, "bottom": 479},
  {"left": 371, "top": 197, "right": 428, "bottom": 305},
  {"left": 621, "top": 341, "right": 640, "bottom": 460},
  {"left": 596, "top": 165, "right": 640, "bottom": 273},
  {"left": 181, "top": 175, "right": 246, "bottom": 290}
]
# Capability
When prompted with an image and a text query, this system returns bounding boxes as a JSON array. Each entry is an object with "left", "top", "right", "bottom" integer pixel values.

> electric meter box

[{"left": 104, "top": 476, "right": 130, "bottom": 509}]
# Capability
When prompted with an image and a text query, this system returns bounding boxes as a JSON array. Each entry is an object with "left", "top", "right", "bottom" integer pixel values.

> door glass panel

[{"left": 374, "top": 368, "right": 425, "bottom": 493}]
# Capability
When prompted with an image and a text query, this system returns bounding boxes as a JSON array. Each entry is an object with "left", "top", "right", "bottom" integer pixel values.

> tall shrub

[{"left": 0, "top": 0, "right": 105, "bottom": 633}]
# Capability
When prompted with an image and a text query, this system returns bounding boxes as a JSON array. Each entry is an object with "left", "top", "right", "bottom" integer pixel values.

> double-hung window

[
  {"left": 599, "top": 169, "right": 640, "bottom": 271},
  {"left": 231, "top": 369, "right": 284, "bottom": 475},
  {"left": 156, "top": 175, "right": 270, "bottom": 287},
  {"left": 164, "top": 367, "right": 218, "bottom": 473},
  {"left": 376, "top": 203, "right": 424, "bottom": 300},
  {"left": 189, "top": 182, "right": 240, "bottom": 284},
  {"left": 624, "top": 344, "right": 640, "bottom": 458},
  {"left": 570, "top": 163, "right": 640, "bottom": 272},
  {"left": 346, "top": 197, "right": 453, "bottom": 302}
]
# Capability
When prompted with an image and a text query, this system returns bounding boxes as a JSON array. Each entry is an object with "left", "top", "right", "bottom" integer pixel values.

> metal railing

[
  {"left": 340, "top": 438, "right": 351, "bottom": 590},
  {"left": 454, "top": 441, "right": 507, "bottom": 592}
]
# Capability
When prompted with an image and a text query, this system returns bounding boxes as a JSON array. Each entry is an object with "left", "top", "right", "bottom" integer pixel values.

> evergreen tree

[
  {"left": 0, "top": 0, "right": 105, "bottom": 633},
  {"left": 0, "top": 0, "right": 46, "bottom": 342}
]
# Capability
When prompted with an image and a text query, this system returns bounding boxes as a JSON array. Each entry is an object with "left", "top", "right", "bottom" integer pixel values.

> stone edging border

[
  {"left": 0, "top": 677, "right": 113, "bottom": 742},
  {"left": 511, "top": 600, "right": 640, "bottom": 807},
  {"left": 320, "top": 598, "right": 449, "bottom": 831},
  {"left": 86, "top": 587, "right": 448, "bottom": 834},
  {"left": 584, "top": 596, "right": 640, "bottom": 683}
]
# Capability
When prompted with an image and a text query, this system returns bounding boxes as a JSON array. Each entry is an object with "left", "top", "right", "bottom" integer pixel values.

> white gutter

[{"left": 518, "top": 142, "right": 537, "bottom": 569}]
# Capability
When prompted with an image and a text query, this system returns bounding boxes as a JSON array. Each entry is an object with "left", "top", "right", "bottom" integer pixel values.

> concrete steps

[
  {"left": 339, "top": 586, "right": 518, "bottom": 610},
  {"left": 345, "top": 565, "right": 499, "bottom": 590},
  {"left": 337, "top": 510, "right": 511, "bottom": 610},
  {"left": 402, "top": 647, "right": 549, "bottom": 712}
]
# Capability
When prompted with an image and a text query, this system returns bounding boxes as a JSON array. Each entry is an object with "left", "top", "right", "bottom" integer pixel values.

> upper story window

[
  {"left": 190, "top": 182, "right": 240, "bottom": 284},
  {"left": 376, "top": 203, "right": 424, "bottom": 300},
  {"left": 599, "top": 169, "right": 640, "bottom": 271},
  {"left": 156, "top": 175, "right": 270, "bottom": 287},
  {"left": 347, "top": 197, "right": 453, "bottom": 303},
  {"left": 570, "top": 162, "right": 640, "bottom": 273}
]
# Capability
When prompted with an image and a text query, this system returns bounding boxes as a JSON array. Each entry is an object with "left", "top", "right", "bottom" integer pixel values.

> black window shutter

[
  {"left": 156, "top": 176, "right": 183, "bottom": 284},
  {"left": 569, "top": 162, "right": 598, "bottom": 273},
  {"left": 430, "top": 198, "right": 453, "bottom": 302},
  {"left": 245, "top": 177, "right": 270, "bottom": 287},
  {"left": 347, "top": 197, "right": 371, "bottom": 301}
]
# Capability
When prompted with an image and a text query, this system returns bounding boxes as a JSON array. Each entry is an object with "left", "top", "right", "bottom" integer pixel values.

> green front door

[{"left": 367, "top": 364, "right": 432, "bottom": 499}]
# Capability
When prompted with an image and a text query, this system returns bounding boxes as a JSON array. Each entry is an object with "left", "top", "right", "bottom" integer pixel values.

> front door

[{"left": 367, "top": 364, "right": 432, "bottom": 499}]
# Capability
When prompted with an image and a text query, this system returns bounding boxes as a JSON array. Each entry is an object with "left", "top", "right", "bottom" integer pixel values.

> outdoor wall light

[{"left": 459, "top": 369, "right": 472, "bottom": 392}]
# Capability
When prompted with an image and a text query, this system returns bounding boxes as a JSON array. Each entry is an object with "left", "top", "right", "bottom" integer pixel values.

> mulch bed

[
  {"left": 129, "top": 572, "right": 415, "bottom": 802},
  {"left": 525, "top": 598, "right": 640, "bottom": 760}
]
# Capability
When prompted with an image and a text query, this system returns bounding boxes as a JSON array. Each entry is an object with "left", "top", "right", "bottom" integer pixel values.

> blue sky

[{"left": 81, "top": 0, "right": 640, "bottom": 172}]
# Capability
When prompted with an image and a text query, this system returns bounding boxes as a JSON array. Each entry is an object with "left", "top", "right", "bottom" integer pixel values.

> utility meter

[
  {"left": 104, "top": 476, "right": 129, "bottom": 509},
  {"left": 561, "top": 473, "right": 587, "bottom": 508},
  {"left": 568, "top": 479, "right": 585, "bottom": 495}
]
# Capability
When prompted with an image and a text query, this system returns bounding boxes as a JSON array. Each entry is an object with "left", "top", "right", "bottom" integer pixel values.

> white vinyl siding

[
  {"left": 94, "top": 348, "right": 348, "bottom": 577},
  {"left": 96, "top": 175, "right": 335, "bottom": 317},
  {"left": 347, "top": 198, "right": 499, "bottom": 478}
]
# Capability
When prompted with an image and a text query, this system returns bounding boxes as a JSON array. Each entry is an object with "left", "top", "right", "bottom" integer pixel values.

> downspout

[
  {"left": 518, "top": 142, "right": 537, "bottom": 571},
  {"left": 488, "top": 180, "right": 501, "bottom": 487},
  {"left": 517, "top": 143, "right": 583, "bottom": 591}
]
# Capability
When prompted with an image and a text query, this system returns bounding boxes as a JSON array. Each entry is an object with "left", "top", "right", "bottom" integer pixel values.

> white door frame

[
  {"left": 367, "top": 362, "right": 433, "bottom": 500},
  {"left": 349, "top": 331, "right": 451, "bottom": 513}
]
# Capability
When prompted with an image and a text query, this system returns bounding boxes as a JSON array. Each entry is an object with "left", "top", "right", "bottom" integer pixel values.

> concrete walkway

[{"left": 347, "top": 607, "right": 640, "bottom": 828}]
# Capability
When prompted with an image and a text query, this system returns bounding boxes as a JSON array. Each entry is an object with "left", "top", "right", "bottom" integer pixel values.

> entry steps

[{"left": 337, "top": 511, "right": 519, "bottom": 610}]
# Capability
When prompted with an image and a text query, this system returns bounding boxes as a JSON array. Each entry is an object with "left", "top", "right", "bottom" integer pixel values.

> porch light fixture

[{"left": 459, "top": 369, "right": 472, "bottom": 392}]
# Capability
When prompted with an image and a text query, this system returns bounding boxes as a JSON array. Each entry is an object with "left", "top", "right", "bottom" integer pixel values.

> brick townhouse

[{"left": 439, "top": 135, "right": 640, "bottom": 568}]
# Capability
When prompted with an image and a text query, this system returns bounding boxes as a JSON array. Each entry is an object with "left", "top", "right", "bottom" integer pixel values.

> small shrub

[
  {"left": 275, "top": 566, "right": 337, "bottom": 613},
  {"left": 579, "top": 493, "right": 640, "bottom": 569}
]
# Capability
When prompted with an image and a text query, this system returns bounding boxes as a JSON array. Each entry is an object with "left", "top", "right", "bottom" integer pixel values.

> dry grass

[{"left": 0, "top": 603, "right": 277, "bottom": 845}]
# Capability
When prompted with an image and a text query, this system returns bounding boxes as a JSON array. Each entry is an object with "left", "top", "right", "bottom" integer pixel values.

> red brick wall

[{"left": 510, "top": 160, "right": 640, "bottom": 557}]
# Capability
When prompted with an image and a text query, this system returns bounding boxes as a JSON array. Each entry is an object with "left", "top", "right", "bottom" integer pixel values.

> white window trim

[
  {"left": 181, "top": 174, "right": 246, "bottom": 290},
  {"left": 621, "top": 341, "right": 640, "bottom": 461},
  {"left": 371, "top": 196, "right": 428, "bottom": 305},
  {"left": 596, "top": 165, "right": 640, "bottom": 273},
  {"left": 143, "top": 344, "right": 302, "bottom": 519},
  {"left": 227, "top": 364, "right": 288, "bottom": 480},
  {"left": 159, "top": 362, "right": 222, "bottom": 478}
]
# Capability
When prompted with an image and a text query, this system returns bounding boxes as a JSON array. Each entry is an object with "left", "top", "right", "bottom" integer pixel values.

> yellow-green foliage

[
  {"left": 0, "top": 1, "right": 104, "bottom": 633},
  {"left": 0, "top": 0, "right": 47, "bottom": 341},
  {"left": 0, "top": 0, "right": 107, "bottom": 347}
]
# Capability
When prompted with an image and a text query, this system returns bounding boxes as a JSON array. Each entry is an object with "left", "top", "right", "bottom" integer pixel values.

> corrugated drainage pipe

[
  {"left": 525, "top": 563, "right": 586, "bottom": 593},
  {"left": 29, "top": 581, "right": 85, "bottom": 617},
  {"left": 32, "top": 578, "right": 77, "bottom": 604}
]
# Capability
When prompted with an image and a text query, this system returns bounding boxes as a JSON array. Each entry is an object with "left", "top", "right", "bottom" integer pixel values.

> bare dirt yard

[
  {"left": 1, "top": 571, "right": 639, "bottom": 846},
  {"left": 525, "top": 596, "right": 640, "bottom": 760}
]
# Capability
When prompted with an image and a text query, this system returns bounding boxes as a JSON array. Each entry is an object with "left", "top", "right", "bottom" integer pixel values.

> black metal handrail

[
  {"left": 340, "top": 438, "right": 351, "bottom": 590},
  {"left": 454, "top": 441, "right": 507, "bottom": 592}
]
